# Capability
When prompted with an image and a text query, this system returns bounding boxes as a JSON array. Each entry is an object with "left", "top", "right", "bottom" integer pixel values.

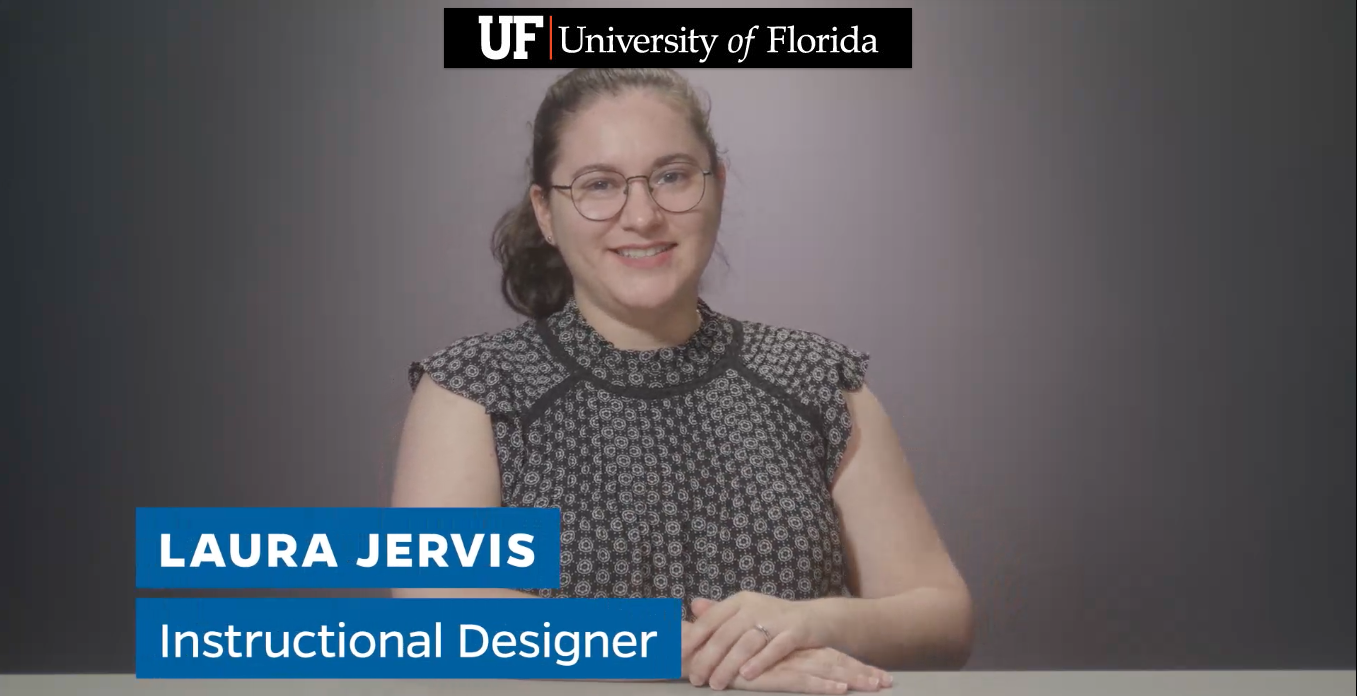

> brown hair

[{"left": 491, "top": 68, "right": 723, "bottom": 319}]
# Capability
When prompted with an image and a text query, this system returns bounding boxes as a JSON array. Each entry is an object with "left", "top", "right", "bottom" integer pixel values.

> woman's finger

[
  {"left": 683, "top": 597, "right": 743, "bottom": 660},
  {"left": 734, "top": 669, "right": 848, "bottom": 694},
  {"left": 816, "top": 650, "right": 883, "bottom": 692},
  {"left": 689, "top": 610, "right": 755, "bottom": 686},
  {"left": 707, "top": 628, "right": 771, "bottom": 690},
  {"left": 793, "top": 673, "right": 851, "bottom": 695},
  {"left": 737, "top": 628, "right": 801, "bottom": 681}
]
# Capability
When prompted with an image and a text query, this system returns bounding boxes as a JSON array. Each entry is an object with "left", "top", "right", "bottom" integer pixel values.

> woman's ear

[{"left": 529, "top": 184, "right": 555, "bottom": 245}]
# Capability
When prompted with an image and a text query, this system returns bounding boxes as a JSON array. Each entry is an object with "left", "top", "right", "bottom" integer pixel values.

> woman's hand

[
  {"left": 685, "top": 618, "right": 889, "bottom": 693},
  {"left": 704, "top": 647, "right": 893, "bottom": 693},
  {"left": 684, "top": 594, "right": 890, "bottom": 690}
]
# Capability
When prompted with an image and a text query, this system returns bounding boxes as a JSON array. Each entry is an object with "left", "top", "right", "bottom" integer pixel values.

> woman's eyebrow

[
  {"left": 567, "top": 162, "right": 614, "bottom": 180},
  {"left": 566, "top": 153, "right": 700, "bottom": 180},
  {"left": 651, "top": 152, "right": 699, "bottom": 167}
]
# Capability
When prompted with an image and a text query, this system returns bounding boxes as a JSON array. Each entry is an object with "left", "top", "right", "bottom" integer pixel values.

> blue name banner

[
  {"left": 136, "top": 507, "right": 561, "bottom": 588},
  {"left": 136, "top": 598, "right": 682, "bottom": 679}
]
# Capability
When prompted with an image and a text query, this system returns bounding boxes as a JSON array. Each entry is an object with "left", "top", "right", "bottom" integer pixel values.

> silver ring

[{"left": 753, "top": 624, "right": 771, "bottom": 642}]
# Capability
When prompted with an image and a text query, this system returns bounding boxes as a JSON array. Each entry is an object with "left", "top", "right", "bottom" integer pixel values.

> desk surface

[{"left": 1, "top": 672, "right": 1353, "bottom": 695}]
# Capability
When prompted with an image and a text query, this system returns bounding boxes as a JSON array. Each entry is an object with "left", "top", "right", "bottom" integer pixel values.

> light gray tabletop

[{"left": 1, "top": 671, "right": 1353, "bottom": 695}]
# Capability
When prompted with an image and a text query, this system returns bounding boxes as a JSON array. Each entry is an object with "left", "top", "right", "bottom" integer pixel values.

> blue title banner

[
  {"left": 136, "top": 597, "right": 682, "bottom": 679},
  {"left": 136, "top": 507, "right": 561, "bottom": 588}
]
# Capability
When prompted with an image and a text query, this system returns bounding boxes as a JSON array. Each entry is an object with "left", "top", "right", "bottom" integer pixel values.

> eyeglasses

[{"left": 549, "top": 161, "right": 713, "bottom": 221}]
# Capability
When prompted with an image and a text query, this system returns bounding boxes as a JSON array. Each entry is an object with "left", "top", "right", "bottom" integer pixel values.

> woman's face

[{"left": 531, "top": 90, "right": 724, "bottom": 316}]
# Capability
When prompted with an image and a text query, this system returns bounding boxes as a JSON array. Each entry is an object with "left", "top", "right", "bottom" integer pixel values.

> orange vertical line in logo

[{"left": 549, "top": 16, "right": 553, "bottom": 59}]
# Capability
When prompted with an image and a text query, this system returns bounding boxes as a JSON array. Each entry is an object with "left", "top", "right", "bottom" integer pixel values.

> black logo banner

[{"left": 446, "top": 9, "right": 912, "bottom": 68}]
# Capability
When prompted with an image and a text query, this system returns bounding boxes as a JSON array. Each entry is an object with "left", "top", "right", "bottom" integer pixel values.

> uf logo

[{"left": 479, "top": 15, "right": 544, "bottom": 60}]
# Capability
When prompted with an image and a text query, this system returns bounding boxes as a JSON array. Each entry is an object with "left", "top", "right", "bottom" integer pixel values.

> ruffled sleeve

[
  {"left": 408, "top": 333, "right": 517, "bottom": 417},
  {"left": 814, "top": 337, "right": 870, "bottom": 483},
  {"left": 408, "top": 332, "right": 535, "bottom": 502},
  {"left": 737, "top": 321, "right": 871, "bottom": 485}
]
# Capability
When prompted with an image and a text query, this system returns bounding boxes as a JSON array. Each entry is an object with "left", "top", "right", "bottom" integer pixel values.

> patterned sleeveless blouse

[{"left": 409, "top": 297, "right": 869, "bottom": 619}]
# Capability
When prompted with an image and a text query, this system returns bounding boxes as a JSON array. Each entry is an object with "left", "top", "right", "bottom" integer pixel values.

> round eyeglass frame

[{"left": 548, "top": 164, "right": 714, "bottom": 221}]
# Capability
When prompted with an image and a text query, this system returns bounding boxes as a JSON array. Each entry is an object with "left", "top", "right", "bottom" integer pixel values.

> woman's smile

[{"left": 611, "top": 242, "right": 677, "bottom": 268}]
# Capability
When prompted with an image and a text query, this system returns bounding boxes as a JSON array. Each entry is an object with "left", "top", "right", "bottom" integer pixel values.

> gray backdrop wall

[{"left": 3, "top": 0, "right": 1353, "bottom": 673}]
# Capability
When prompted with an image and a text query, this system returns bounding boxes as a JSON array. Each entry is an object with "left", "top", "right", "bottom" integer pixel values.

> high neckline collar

[{"left": 542, "top": 296, "right": 735, "bottom": 390}]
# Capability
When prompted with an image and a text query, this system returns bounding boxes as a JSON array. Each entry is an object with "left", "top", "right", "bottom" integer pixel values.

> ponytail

[{"left": 491, "top": 190, "right": 573, "bottom": 319}]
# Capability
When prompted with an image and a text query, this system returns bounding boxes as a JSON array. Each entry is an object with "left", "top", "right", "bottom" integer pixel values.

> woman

[{"left": 392, "top": 68, "right": 974, "bottom": 693}]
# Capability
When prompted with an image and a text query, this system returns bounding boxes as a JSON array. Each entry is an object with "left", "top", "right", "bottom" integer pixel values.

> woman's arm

[
  {"left": 685, "top": 383, "right": 974, "bottom": 684},
  {"left": 388, "top": 374, "right": 532, "bottom": 599},
  {"left": 807, "top": 383, "right": 975, "bottom": 669}
]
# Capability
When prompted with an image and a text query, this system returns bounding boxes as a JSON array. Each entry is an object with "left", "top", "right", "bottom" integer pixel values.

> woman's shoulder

[
  {"left": 406, "top": 318, "right": 563, "bottom": 415},
  {"left": 730, "top": 315, "right": 871, "bottom": 477},
  {"left": 734, "top": 315, "right": 871, "bottom": 394}
]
